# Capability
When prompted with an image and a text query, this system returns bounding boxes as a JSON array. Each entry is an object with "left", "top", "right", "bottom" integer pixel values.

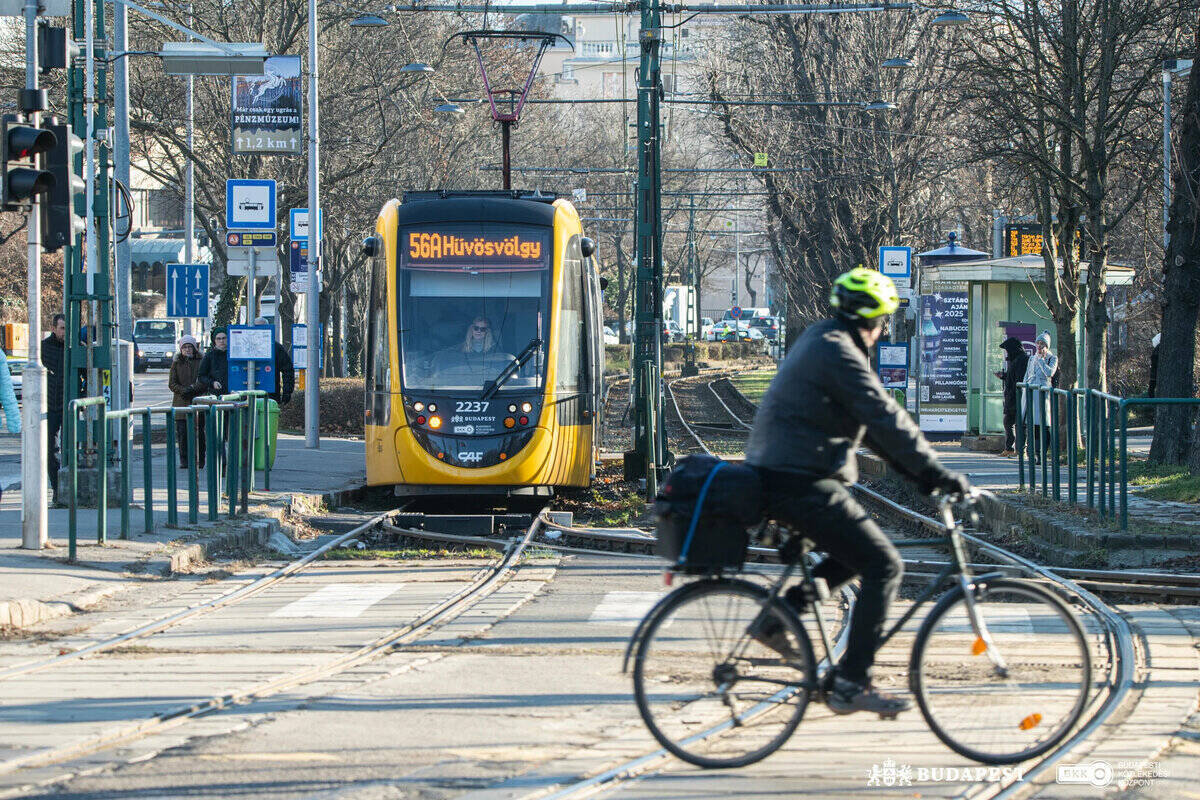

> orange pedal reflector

[
  {"left": 971, "top": 637, "right": 987, "bottom": 655},
  {"left": 1019, "top": 713, "right": 1043, "bottom": 730}
]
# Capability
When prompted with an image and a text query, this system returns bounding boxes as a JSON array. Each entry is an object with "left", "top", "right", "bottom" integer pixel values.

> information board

[
  {"left": 918, "top": 286, "right": 968, "bottom": 432},
  {"left": 228, "top": 325, "right": 275, "bottom": 361},
  {"left": 877, "top": 342, "right": 909, "bottom": 390}
]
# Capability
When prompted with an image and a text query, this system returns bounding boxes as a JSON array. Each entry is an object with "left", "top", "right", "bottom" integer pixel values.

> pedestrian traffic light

[
  {"left": 40, "top": 120, "right": 84, "bottom": 252},
  {"left": 1, "top": 115, "right": 56, "bottom": 212}
]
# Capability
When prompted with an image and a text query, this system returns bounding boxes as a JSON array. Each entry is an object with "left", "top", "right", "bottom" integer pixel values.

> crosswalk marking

[
  {"left": 588, "top": 591, "right": 664, "bottom": 626},
  {"left": 271, "top": 583, "right": 405, "bottom": 618}
]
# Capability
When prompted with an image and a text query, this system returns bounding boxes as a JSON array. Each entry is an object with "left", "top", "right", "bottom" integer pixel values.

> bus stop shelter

[{"left": 914, "top": 254, "right": 1134, "bottom": 441}]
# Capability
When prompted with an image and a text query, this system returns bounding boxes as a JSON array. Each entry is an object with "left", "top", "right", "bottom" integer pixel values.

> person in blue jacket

[{"left": 0, "top": 346, "right": 20, "bottom": 503}]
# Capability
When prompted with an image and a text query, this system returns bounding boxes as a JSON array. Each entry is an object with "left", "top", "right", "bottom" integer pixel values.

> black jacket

[
  {"left": 999, "top": 337, "right": 1029, "bottom": 413},
  {"left": 198, "top": 347, "right": 229, "bottom": 393},
  {"left": 745, "top": 318, "right": 954, "bottom": 491},
  {"left": 271, "top": 341, "right": 295, "bottom": 404},
  {"left": 41, "top": 333, "right": 65, "bottom": 414}
]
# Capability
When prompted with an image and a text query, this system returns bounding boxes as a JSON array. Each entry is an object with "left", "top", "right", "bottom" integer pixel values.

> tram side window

[
  {"left": 366, "top": 248, "right": 390, "bottom": 424},
  {"left": 556, "top": 238, "right": 583, "bottom": 393}
]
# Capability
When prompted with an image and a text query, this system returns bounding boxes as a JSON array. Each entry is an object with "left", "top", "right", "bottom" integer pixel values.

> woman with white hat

[
  {"left": 1022, "top": 331, "right": 1058, "bottom": 463},
  {"left": 168, "top": 334, "right": 207, "bottom": 469}
]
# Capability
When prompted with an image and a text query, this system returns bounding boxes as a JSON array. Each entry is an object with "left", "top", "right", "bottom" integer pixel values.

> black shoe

[{"left": 827, "top": 675, "right": 912, "bottom": 718}]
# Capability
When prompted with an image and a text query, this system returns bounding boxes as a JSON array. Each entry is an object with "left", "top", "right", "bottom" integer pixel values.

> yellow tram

[{"left": 363, "top": 191, "right": 604, "bottom": 495}]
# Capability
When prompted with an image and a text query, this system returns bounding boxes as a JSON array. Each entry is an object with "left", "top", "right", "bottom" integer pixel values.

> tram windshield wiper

[{"left": 481, "top": 338, "right": 542, "bottom": 401}]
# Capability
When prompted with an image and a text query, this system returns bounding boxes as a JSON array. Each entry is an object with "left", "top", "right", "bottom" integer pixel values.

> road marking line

[
  {"left": 192, "top": 752, "right": 342, "bottom": 762},
  {"left": 271, "top": 583, "right": 405, "bottom": 618},
  {"left": 588, "top": 591, "right": 664, "bottom": 626}
]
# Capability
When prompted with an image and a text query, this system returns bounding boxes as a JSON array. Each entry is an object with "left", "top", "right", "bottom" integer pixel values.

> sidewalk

[{"left": 0, "top": 433, "right": 365, "bottom": 629}]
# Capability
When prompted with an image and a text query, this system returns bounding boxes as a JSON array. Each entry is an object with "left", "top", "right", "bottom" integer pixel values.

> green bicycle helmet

[{"left": 830, "top": 267, "right": 900, "bottom": 321}]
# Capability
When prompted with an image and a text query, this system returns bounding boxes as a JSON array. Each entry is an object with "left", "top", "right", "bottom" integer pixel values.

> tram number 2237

[{"left": 456, "top": 401, "right": 490, "bottom": 414}]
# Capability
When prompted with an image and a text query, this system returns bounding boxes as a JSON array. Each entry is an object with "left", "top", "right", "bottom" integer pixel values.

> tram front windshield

[{"left": 398, "top": 224, "right": 550, "bottom": 394}]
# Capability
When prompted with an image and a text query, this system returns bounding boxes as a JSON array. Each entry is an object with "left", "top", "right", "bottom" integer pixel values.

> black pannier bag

[{"left": 654, "top": 454, "right": 764, "bottom": 573}]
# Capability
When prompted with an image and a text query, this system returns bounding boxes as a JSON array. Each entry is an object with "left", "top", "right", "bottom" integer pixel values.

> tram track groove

[{"left": 0, "top": 512, "right": 547, "bottom": 789}]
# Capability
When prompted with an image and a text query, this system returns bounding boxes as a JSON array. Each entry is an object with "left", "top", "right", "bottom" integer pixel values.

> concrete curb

[
  {"left": 0, "top": 583, "right": 128, "bottom": 630},
  {"left": 167, "top": 518, "right": 281, "bottom": 574}
]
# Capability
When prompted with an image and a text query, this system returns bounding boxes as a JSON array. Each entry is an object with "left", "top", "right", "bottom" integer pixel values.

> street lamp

[
  {"left": 932, "top": 9, "right": 969, "bottom": 25},
  {"left": 401, "top": 62, "right": 435, "bottom": 73},
  {"left": 350, "top": 13, "right": 388, "bottom": 26},
  {"left": 881, "top": 57, "right": 912, "bottom": 69},
  {"left": 864, "top": 100, "right": 898, "bottom": 111},
  {"left": 435, "top": 102, "right": 466, "bottom": 114},
  {"left": 158, "top": 42, "right": 269, "bottom": 75}
]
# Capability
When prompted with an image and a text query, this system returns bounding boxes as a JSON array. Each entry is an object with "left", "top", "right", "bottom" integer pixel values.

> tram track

[
  {"left": 526, "top": 369, "right": 1142, "bottom": 800},
  {"left": 0, "top": 510, "right": 548, "bottom": 794}
]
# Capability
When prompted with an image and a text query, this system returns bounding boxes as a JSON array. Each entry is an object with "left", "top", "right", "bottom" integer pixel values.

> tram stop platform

[{"left": 0, "top": 433, "right": 366, "bottom": 630}]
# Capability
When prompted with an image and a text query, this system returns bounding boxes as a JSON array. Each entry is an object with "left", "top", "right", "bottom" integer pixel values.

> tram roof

[{"left": 399, "top": 190, "right": 561, "bottom": 227}]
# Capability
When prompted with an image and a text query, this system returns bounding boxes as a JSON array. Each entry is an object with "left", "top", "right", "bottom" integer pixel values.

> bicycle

[{"left": 627, "top": 490, "right": 1092, "bottom": 768}]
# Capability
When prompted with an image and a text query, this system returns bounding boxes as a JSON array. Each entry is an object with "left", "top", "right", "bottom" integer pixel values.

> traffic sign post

[
  {"left": 730, "top": 305, "right": 743, "bottom": 320},
  {"left": 226, "top": 231, "right": 279, "bottom": 277},
  {"left": 289, "top": 207, "right": 322, "bottom": 240},
  {"left": 226, "top": 179, "right": 276, "bottom": 230},
  {"left": 166, "top": 263, "right": 210, "bottom": 319}
]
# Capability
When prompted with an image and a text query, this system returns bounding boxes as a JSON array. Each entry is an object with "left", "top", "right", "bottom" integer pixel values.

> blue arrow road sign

[
  {"left": 226, "top": 179, "right": 277, "bottom": 230},
  {"left": 166, "top": 263, "right": 210, "bottom": 318}
]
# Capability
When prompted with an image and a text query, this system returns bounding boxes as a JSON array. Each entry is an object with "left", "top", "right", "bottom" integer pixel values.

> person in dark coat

[
  {"left": 198, "top": 329, "right": 229, "bottom": 394},
  {"left": 168, "top": 335, "right": 207, "bottom": 469},
  {"left": 995, "top": 336, "right": 1029, "bottom": 457},
  {"left": 41, "top": 314, "right": 66, "bottom": 501},
  {"left": 252, "top": 318, "right": 294, "bottom": 405}
]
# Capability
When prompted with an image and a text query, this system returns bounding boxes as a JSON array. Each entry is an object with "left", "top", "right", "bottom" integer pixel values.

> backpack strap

[{"left": 677, "top": 461, "right": 727, "bottom": 567}]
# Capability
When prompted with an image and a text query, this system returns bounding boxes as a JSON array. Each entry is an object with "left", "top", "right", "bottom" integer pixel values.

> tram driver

[{"left": 429, "top": 316, "right": 516, "bottom": 386}]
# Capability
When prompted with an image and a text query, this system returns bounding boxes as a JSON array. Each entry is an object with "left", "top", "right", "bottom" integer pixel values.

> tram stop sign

[{"left": 730, "top": 306, "right": 743, "bottom": 320}]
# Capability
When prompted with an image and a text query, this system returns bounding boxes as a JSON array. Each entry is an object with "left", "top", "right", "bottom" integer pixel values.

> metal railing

[
  {"left": 66, "top": 390, "right": 273, "bottom": 561},
  {"left": 1016, "top": 383, "right": 1200, "bottom": 529}
]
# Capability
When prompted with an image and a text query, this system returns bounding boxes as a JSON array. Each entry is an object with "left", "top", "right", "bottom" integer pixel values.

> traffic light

[
  {"left": 1, "top": 115, "right": 56, "bottom": 212},
  {"left": 40, "top": 120, "right": 84, "bottom": 252}
]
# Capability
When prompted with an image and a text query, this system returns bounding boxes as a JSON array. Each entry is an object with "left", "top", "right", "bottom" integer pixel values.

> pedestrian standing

[
  {"left": 41, "top": 314, "right": 66, "bottom": 503},
  {"left": 995, "top": 337, "right": 1029, "bottom": 457},
  {"left": 168, "top": 335, "right": 206, "bottom": 469},
  {"left": 252, "top": 318, "right": 294, "bottom": 406},
  {"left": 198, "top": 329, "right": 229, "bottom": 394},
  {"left": 0, "top": 346, "right": 17, "bottom": 505},
  {"left": 1022, "top": 331, "right": 1058, "bottom": 464}
]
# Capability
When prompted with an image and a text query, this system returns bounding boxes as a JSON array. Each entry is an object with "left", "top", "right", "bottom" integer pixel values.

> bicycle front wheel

[
  {"left": 911, "top": 577, "right": 1092, "bottom": 764},
  {"left": 632, "top": 578, "right": 816, "bottom": 769}
]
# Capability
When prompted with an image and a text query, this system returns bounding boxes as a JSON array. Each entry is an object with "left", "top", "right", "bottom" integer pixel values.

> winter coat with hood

[
  {"left": 999, "top": 337, "right": 1029, "bottom": 412},
  {"left": 168, "top": 336, "right": 205, "bottom": 407}
]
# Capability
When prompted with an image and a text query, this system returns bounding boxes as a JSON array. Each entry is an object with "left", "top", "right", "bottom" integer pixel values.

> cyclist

[{"left": 745, "top": 267, "right": 971, "bottom": 716}]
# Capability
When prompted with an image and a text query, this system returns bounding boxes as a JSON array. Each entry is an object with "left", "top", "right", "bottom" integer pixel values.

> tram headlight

[
  {"left": 428, "top": 415, "right": 442, "bottom": 429},
  {"left": 508, "top": 403, "right": 517, "bottom": 413},
  {"left": 428, "top": 403, "right": 437, "bottom": 412},
  {"left": 521, "top": 402, "right": 533, "bottom": 413},
  {"left": 413, "top": 402, "right": 425, "bottom": 412}
]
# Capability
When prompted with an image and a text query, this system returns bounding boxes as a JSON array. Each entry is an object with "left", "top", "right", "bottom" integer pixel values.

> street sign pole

[
  {"left": 247, "top": 247, "right": 257, "bottom": 391},
  {"left": 305, "top": 0, "right": 321, "bottom": 450},
  {"left": 20, "top": 0, "right": 46, "bottom": 549}
]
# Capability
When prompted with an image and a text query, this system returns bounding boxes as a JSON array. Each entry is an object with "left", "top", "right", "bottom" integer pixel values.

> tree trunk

[
  {"left": 1151, "top": 26, "right": 1200, "bottom": 467},
  {"left": 1083, "top": 244, "right": 1108, "bottom": 393},
  {"left": 331, "top": 293, "right": 344, "bottom": 379}
]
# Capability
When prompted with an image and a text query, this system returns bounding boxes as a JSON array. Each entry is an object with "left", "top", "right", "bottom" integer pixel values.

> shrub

[{"left": 277, "top": 377, "right": 364, "bottom": 437}]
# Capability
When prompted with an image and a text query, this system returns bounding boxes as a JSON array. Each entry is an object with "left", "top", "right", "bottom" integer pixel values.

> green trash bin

[{"left": 253, "top": 399, "right": 280, "bottom": 470}]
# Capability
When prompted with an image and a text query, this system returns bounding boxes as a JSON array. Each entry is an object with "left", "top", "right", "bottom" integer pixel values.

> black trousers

[
  {"left": 759, "top": 470, "right": 903, "bottom": 683},
  {"left": 174, "top": 414, "right": 206, "bottom": 468},
  {"left": 1003, "top": 408, "right": 1016, "bottom": 451},
  {"left": 47, "top": 409, "right": 62, "bottom": 497}
]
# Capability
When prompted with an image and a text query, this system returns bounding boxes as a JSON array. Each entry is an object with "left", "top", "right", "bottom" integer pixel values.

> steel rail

[
  {"left": 0, "top": 515, "right": 544, "bottom": 783},
  {"left": 0, "top": 508, "right": 404, "bottom": 681}
]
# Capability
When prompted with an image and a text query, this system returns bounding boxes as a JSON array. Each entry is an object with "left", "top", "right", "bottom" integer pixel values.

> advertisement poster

[
  {"left": 232, "top": 55, "right": 302, "bottom": 155},
  {"left": 918, "top": 286, "right": 968, "bottom": 432},
  {"left": 877, "top": 342, "right": 909, "bottom": 390}
]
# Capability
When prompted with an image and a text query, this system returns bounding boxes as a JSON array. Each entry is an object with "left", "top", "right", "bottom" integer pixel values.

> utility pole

[
  {"left": 20, "top": 0, "right": 47, "bottom": 549},
  {"left": 687, "top": 195, "right": 698, "bottom": 337},
  {"left": 627, "top": 0, "right": 667, "bottom": 488},
  {"left": 113, "top": 0, "right": 131, "bottom": 347},
  {"left": 184, "top": 2, "right": 196, "bottom": 338},
  {"left": 305, "top": 0, "right": 321, "bottom": 448}
]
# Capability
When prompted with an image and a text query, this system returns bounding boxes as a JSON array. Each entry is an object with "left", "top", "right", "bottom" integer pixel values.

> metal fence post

[
  {"left": 261, "top": 397, "right": 271, "bottom": 491},
  {"left": 97, "top": 401, "right": 108, "bottom": 544},
  {"left": 1050, "top": 390, "right": 1060, "bottom": 501},
  {"left": 644, "top": 363, "right": 658, "bottom": 498},
  {"left": 166, "top": 409, "right": 179, "bottom": 527},
  {"left": 1098, "top": 398, "right": 1108, "bottom": 519},
  {"left": 142, "top": 409, "right": 153, "bottom": 534},
  {"left": 206, "top": 407, "right": 218, "bottom": 521},
  {"left": 68, "top": 403, "right": 80, "bottom": 561},
  {"left": 240, "top": 403, "right": 251, "bottom": 515},
  {"left": 1119, "top": 401, "right": 1129, "bottom": 530},
  {"left": 1038, "top": 388, "right": 1047, "bottom": 497},
  {"left": 226, "top": 407, "right": 239, "bottom": 517},
  {"left": 187, "top": 410, "right": 199, "bottom": 524},
  {"left": 119, "top": 415, "right": 131, "bottom": 539},
  {"left": 1067, "top": 392, "right": 1077, "bottom": 505},
  {"left": 1108, "top": 400, "right": 1117, "bottom": 519}
]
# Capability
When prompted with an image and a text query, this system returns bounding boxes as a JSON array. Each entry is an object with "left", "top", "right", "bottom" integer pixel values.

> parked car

[
  {"left": 603, "top": 326, "right": 619, "bottom": 346},
  {"left": 700, "top": 317, "right": 715, "bottom": 340},
  {"left": 8, "top": 359, "right": 21, "bottom": 402},
  {"left": 663, "top": 320, "right": 684, "bottom": 343},
  {"left": 748, "top": 316, "right": 780, "bottom": 341},
  {"left": 133, "top": 319, "right": 180, "bottom": 372}
]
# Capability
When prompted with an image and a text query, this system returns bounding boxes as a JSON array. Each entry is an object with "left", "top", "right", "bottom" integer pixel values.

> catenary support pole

[
  {"left": 305, "top": 0, "right": 321, "bottom": 448},
  {"left": 184, "top": 2, "right": 195, "bottom": 338},
  {"left": 21, "top": 0, "right": 47, "bottom": 549},
  {"left": 113, "top": 0, "right": 131, "bottom": 344}
]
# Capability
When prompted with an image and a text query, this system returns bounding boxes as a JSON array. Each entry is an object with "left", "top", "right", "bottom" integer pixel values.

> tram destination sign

[{"left": 404, "top": 227, "right": 549, "bottom": 267}]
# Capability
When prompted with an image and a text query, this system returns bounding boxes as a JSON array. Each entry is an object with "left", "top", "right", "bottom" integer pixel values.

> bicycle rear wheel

[
  {"left": 911, "top": 577, "right": 1092, "bottom": 764},
  {"left": 632, "top": 578, "right": 816, "bottom": 769}
]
